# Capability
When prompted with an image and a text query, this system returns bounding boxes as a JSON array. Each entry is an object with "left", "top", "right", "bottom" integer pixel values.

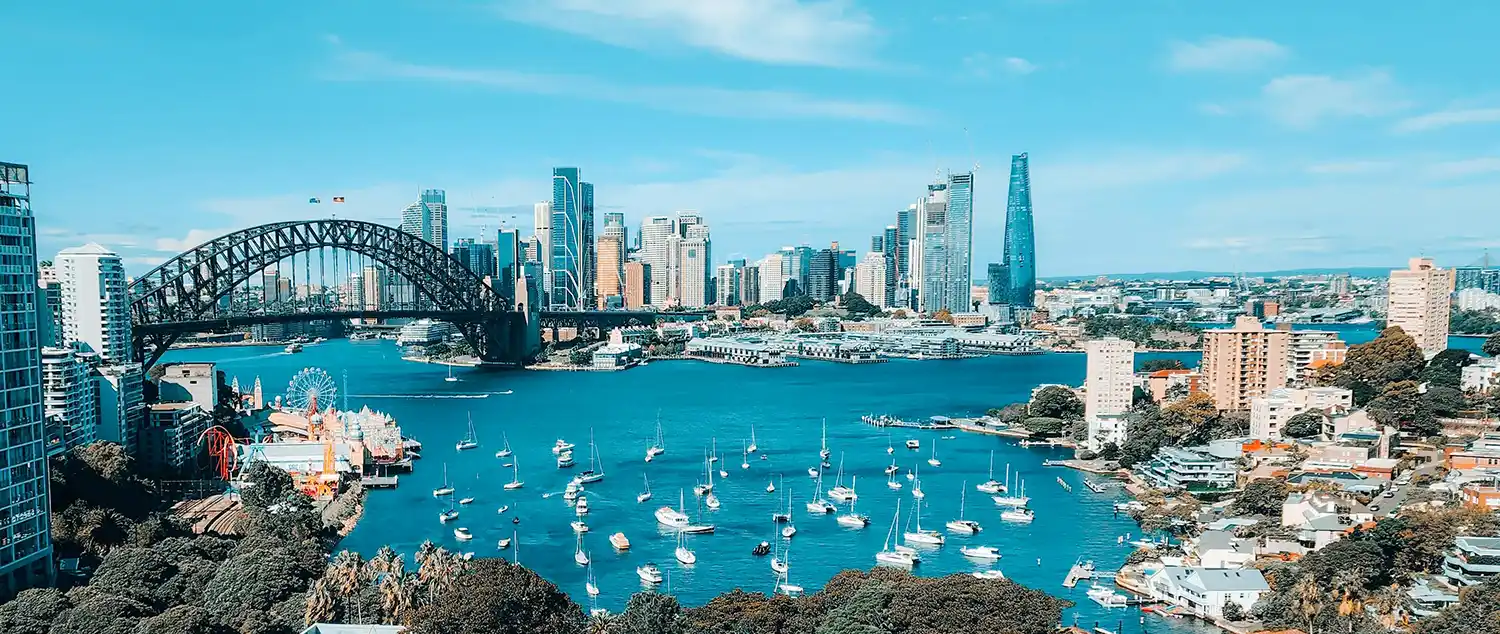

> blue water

[{"left": 163, "top": 341, "right": 1215, "bottom": 633}]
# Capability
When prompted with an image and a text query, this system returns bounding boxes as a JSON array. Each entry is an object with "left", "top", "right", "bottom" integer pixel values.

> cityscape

[{"left": 5, "top": 3, "right": 1500, "bottom": 634}]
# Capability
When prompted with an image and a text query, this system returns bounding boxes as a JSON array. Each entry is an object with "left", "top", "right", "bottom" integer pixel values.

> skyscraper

[
  {"left": 0, "top": 161, "right": 53, "bottom": 597},
  {"left": 870, "top": 235, "right": 884, "bottom": 253},
  {"left": 56, "top": 243, "right": 133, "bottom": 364},
  {"left": 917, "top": 175, "right": 971, "bottom": 314},
  {"left": 1084, "top": 337, "right": 1136, "bottom": 451},
  {"left": 946, "top": 172, "right": 974, "bottom": 309},
  {"left": 603, "top": 212, "right": 626, "bottom": 242},
  {"left": 400, "top": 189, "right": 448, "bottom": 251},
  {"left": 495, "top": 228, "right": 521, "bottom": 304},
  {"left": 532, "top": 200, "right": 552, "bottom": 299},
  {"left": 595, "top": 234, "right": 624, "bottom": 308},
  {"left": 623, "top": 261, "right": 649, "bottom": 309},
  {"left": 1002, "top": 153, "right": 1036, "bottom": 307},
  {"left": 1387, "top": 257, "right": 1454, "bottom": 356},
  {"left": 854, "top": 252, "right": 890, "bottom": 308},
  {"left": 808, "top": 248, "right": 838, "bottom": 301},
  {"left": 740, "top": 265, "right": 760, "bottom": 306},
  {"left": 789, "top": 245, "right": 813, "bottom": 295},
  {"left": 758, "top": 254, "right": 786, "bottom": 303},
  {"left": 715, "top": 264, "right": 739, "bottom": 306},
  {"left": 638, "top": 216, "right": 675, "bottom": 306},
  {"left": 676, "top": 232, "right": 709, "bottom": 307},
  {"left": 550, "top": 168, "right": 594, "bottom": 310},
  {"left": 896, "top": 205, "right": 917, "bottom": 282}
]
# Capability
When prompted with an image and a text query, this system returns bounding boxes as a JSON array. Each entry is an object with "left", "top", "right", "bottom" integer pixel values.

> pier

[
  {"left": 360, "top": 475, "right": 399, "bottom": 488},
  {"left": 859, "top": 414, "right": 957, "bottom": 430}
]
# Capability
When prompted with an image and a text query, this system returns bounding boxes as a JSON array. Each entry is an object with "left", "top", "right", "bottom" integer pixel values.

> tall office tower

[
  {"left": 759, "top": 254, "right": 786, "bottom": 303},
  {"left": 896, "top": 205, "right": 917, "bottom": 281},
  {"left": 789, "top": 245, "right": 814, "bottom": 294},
  {"left": 623, "top": 262, "right": 649, "bottom": 309},
  {"left": 400, "top": 189, "right": 448, "bottom": 251},
  {"left": 987, "top": 262, "right": 1010, "bottom": 304},
  {"left": 946, "top": 171, "right": 974, "bottom": 307},
  {"left": 42, "top": 347, "right": 99, "bottom": 456},
  {"left": 532, "top": 201, "right": 552, "bottom": 298},
  {"left": 808, "top": 248, "right": 838, "bottom": 301},
  {"left": 495, "top": 228, "right": 521, "bottom": 305},
  {"left": 467, "top": 241, "right": 495, "bottom": 279},
  {"left": 1387, "top": 257, "right": 1455, "bottom": 356},
  {"left": 550, "top": 168, "right": 594, "bottom": 310},
  {"left": 603, "top": 212, "right": 626, "bottom": 243},
  {"left": 0, "top": 162, "right": 53, "bottom": 597},
  {"left": 674, "top": 212, "right": 703, "bottom": 237},
  {"left": 1203, "top": 316, "right": 1291, "bottom": 411},
  {"left": 740, "top": 265, "right": 761, "bottom": 306},
  {"left": 1084, "top": 337, "right": 1136, "bottom": 451},
  {"left": 715, "top": 264, "right": 739, "bottom": 306},
  {"left": 854, "top": 252, "right": 890, "bottom": 308},
  {"left": 451, "top": 237, "right": 475, "bottom": 274},
  {"left": 918, "top": 180, "right": 961, "bottom": 313},
  {"left": 57, "top": 243, "right": 132, "bottom": 364},
  {"left": 871, "top": 235, "right": 884, "bottom": 253},
  {"left": 361, "top": 265, "right": 384, "bottom": 310},
  {"left": 1002, "top": 153, "right": 1036, "bottom": 307},
  {"left": 676, "top": 233, "right": 709, "bottom": 307},
  {"left": 595, "top": 235, "right": 624, "bottom": 308},
  {"left": 638, "top": 216, "right": 675, "bottom": 306},
  {"left": 347, "top": 272, "right": 364, "bottom": 308}
]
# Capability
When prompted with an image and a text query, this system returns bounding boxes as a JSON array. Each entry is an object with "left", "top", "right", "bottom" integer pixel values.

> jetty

[
  {"left": 1062, "top": 560, "right": 1118, "bottom": 588},
  {"left": 1056, "top": 477, "right": 1072, "bottom": 492},
  {"left": 859, "top": 414, "right": 956, "bottom": 430}
]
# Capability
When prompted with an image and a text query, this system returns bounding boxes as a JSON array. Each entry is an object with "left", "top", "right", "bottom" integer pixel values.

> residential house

[
  {"left": 1442, "top": 536, "right": 1500, "bottom": 587},
  {"left": 1146, "top": 566, "right": 1270, "bottom": 620},
  {"left": 1136, "top": 445, "right": 1238, "bottom": 492},
  {"left": 1192, "top": 530, "right": 1257, "bottom": 569},
  {"left": 1281, "top": 492, "right": 1373, "bottom": 550}
]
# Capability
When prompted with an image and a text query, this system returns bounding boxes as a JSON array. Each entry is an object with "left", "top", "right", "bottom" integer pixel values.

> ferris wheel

[{"left": 285, "top": 367, "right": 337, "bottom": 414}]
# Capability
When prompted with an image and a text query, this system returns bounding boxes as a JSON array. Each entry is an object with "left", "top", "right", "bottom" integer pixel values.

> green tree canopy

[
  {"left": 1139, "top": 358, "right": 1186, "bottom": 372},
  {"left": 1484, "top": 333, "right": 1500, "bottom": 357},
  {"left": 410, "top": 559, "right": 582, "bottom": 634},
  {"left": 1421, "top": 348, "right": 1476, "bottom": 389},
  {"left": 1029, "top": 386, "right": 1084, "bottom": 421},
  {"left": 1327, "top": 326, "right": 1426, "bottom": 405},
  {"left": 1231, "top": 478, "right": 1289, "bottom": 516},
  {"left": 1367, "top": 380, "right": 1438, "bottom": 436},
  {"left": 1021, "top": 417, "right": 1065, "bottom": 437},
  {"left": 1282, "top": 410, "right": 1326, "bottom": 438},
  {"left": 840, "top": 292, "right": 882, "bottom": 317}
]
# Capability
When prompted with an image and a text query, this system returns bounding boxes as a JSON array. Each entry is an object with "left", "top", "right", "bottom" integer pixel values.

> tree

[
  {"left": 932, "top": 309, "right": 953, "bottom": 324},
  {"left": 1231, "top": 478, "right": 1288, "bottom": 516},
  {"left": 840, "top": 292, "right": 881, "bottom": 317},
  {"left": 1422, "top": 348, "right": 1476, "bottom": 388},
  {"left": 1219, "top": 599, "right": 1246, "bottom": 622},
  {"left": 1329, "top": 326, "right": 1426, "bottom": 405},
  {"left": 410, "top": 559, "right": 582, "bottom": 634},
  {"left": 1415, "top": 577, "right": 1500, "bottom": 634},
  {"left": 1097, "top": 442, "right": 1120, "bottom": 460},
  {"left": 1029, "top": 386, "right": 1083, "bottom": 420},
  {"left": 135, "top": 605, "right": 232, "bottom": 634},
  {"left": 1283, "top": 410, "right": 1326, "bottom": 438},
  {"left": 1449, "top": 309, "right": 1500, "bottom": 335},
  {"left": 1423, "top": 385, "right": 1468, "bottom": 418},
  {"left": 1021, "top": 417, "right": 1065, "bottom": 437},
  {"left": 202, "top": 547, "right": 318, "bottom": 627},
  {"left": 613, "top": 591, "right": 684, "bottom": 634},
  {"left": 1139, "top": 359, "right": 1185, "bottom": 372},
  {"left": 0, "top": 588, "right": 70, "bottom": 634},
  {"left": 985, "top": 404, "right": 1027, "bottom": 425},
  {"left": 1485, "top": 333, "right": 1500, "bottom": 357},
  {"left": 1367, "top": 380, "right": 1437, "bottom": 435}
]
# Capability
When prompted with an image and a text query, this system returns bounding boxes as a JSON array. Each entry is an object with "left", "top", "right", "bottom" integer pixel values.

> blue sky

[{"left": 10, "top": 1, "right": 1500, "bottom": 277}]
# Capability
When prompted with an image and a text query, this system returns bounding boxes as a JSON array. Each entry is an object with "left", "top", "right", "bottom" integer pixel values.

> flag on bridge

[
  {"left": 332, "top": 196, "right": 345, "bottom": 203},
  {"left": 308, "top": 197, "right": 321, "bottom": 204}
]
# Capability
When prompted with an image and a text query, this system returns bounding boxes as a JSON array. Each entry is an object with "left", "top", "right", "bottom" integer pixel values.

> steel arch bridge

[{"left": 129, "top": 219, "right": 530, "bottom": 368}]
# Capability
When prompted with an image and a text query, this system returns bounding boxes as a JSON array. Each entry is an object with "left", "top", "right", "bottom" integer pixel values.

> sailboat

[
  {"left": 946, "top": 481, "right": 981, "bottom": 534},
  {"left": 993, "top": 470, "right": 1030, "bottom": 508},
  {"left": 886, "top": 468, "right": 903, "bottom": 490},
  {"left": 886, "top": 432, "right": 894, "bottom": 455},
  {"left": 780, "top": 484, "right": 797, "bottom": 537},
  {"left": 503, "top": 459, "right": 524, "bottom": 490},
  {"left": 818, "top": 419, "right": 831, "bottom": 460},
  {"left": 445, "top": 365, "right": 458, "bottom": 382},
  {"left": 708, "top": 438, "right": 719, "bottom": 463},
  {"left": 432, "top": 464, "right": 455, "bottom": 497},
  {"left": 705, "top": 491, "right": 721, "bottom": 510},
  {"left": 586, "top": 560, "right": 600, "bottom": 596},
  {"left": 575, "top": 429, "right": 606, "bottom": 484},
  {"left": 693, "top": 453, "right": 714, "bottom": 496},
  {"left": 828, "top": 455, "right": 857, "bottom": 501},
  {"left": 455, "top": 416, "right": 479, "bottom": 452},
  {"left": 674, "top": 531, "right": 696, "bottom": 565},
  {"left": 875, "top": 500, "right": 916, "bottom": 567},
  {"left": 902, "top": 496, "right": 944, "bottom": 545},
  {"left": 741, "top": 442, "right": 750, "bottom": 470},
  {"left": 976, "top": 452, "right": 1004, "bottom": 494},
  {"left": 438, "top": 498, "right": 459, "bottom": 523},
  {"left": 772, "top": 477, "right": 791, "bottom": 522},
  {"left": 655, "top": 490, "right": 691, "bottom": 528},
  {"left": 574, "top": 534, "right": 590, "bottom": 566},
  {"left": 836, "top": 492, "right": 870, "bottom": 528},
  {"left": 645, "top": 415, "right": 665, "bottom": 462},
  {"left": 1000, "top": 503, "right": 1036, "bottom": 524},
  {"left": 775, "top": 547, "right": 803, "bottom": 596},
  {"left": 495, "top": 433, "right": 513, "bottom": 458},
  {"left": 927, "top": 444, "right": 941, "bottom": 467},
  {"left": 747, "top": 425, "right": 758, "bottom": 453},
  {"left": 911, "top": 464, "right": 925, "bottom": 499},
  {"left": 770, "top": 539, "right": 789, "bottom": 574},
  {"left": 805, "top": 469, "right": 835, "bottom": 514},
  {"left": 637, "top": 473, "right": 653, "bottom": 503}
]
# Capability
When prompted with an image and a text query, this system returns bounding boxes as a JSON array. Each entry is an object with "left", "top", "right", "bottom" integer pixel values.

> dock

[
  {"left": 1062, "top": 560, "right": 1116, "bottom": 588},
  {"left": 1082, "top": 479, "right": 1108, "bottom": 494},
  {"left": 858, "top": 415, "right": 957, "bottom": 430},
  {"left": 361, "top": 475, "right": 399, "bottom": 488},
  {"left": 1057, "top": 477, "right": 1072, "bottom": 492}
]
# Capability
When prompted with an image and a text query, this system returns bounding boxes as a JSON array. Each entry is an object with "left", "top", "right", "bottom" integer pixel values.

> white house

[
  {"left": 1192, "top": 530, "right": 1256, "bottom": 569},
  {"left": 1281, "top": 492, "right": 1373, "bottom": 550},
  {"left": 1146, "top": 566, "right": 1269, "bottom": 619}
]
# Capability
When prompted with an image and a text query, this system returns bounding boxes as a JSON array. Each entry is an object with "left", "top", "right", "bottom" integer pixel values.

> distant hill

[{"left": 1037, "top": 266, "right": 1396, "bottom": 283}]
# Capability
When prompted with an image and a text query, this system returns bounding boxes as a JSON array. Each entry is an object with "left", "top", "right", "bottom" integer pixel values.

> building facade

[
  {"left": 1249, "top": 386, "right": 1354, "bottom": 440},
  {"left": 622, "top": 261, "right": 648, "bottom": 310},
  {"left": 41, "top": 347, "right": 98, "bottom": 455},
  {"left": 1001, "top": 153, "right": 1036, "bottom": 307},
  {"left": 676, "top": 233, "right": 709, "bottom": 308},
  {"left": 549, "top": 168, "right": 595, "bottom": 310},
  {"left": 808, "top": 248, "right": 839, "bottom": 301},
  {"left": 1202, "top": 315, "right": 1291, "bottom": 411},
  {"left": 854, "top": 252, "right": 890, "bottom": 309},
  {"left": 1387, "top": 257, "right": 1454, "bottom": 356},
  {"left": 758, "top": 254, "right": 786, "bottom": 304},
  {"left": 399, "top": 189, "right": 448, "bottom": 251},
  {"left": 0, "top": 161, "right": 52, "bottom": 598},
  {"left": 56, "top": 243, "right": 132, "bottom": 364},
  {"left": 638, "top": 216, "right": 674, "bottom": 306},
  {"left": 917, "top": 173, "right": 975, "bottom": 314},
  {"left": 139, "top": 403, "right": 212, "bottom": 475},
  {"left": 1084, "top": 337, "right": 1136, "bottom": 451},
  {"left": 595, "top": 235, "right": 624, "bottom": 309}
]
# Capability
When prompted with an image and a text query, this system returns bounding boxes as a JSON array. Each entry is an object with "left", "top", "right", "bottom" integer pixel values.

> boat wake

[{"left": 348, "top": 393, "right": 496, "bottom": 399}]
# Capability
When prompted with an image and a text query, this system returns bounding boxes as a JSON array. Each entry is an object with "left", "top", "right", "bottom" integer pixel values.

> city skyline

[{"left": 12, "top": 2, "right": 1500, "bottom": 277}]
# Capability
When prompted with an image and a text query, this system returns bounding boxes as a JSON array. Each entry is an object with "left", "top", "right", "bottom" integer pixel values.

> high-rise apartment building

[
  {"left": 740, "top": 265, "right": 760, "bottom": 306},
  {"left": 1001, "top": 153, "right": 1036, "bottom": 307},
  {"left": 549, "top": 168, "right": 594, "bottom": 310},
  {"left": 1387, "top": 257, "right": 1454, "bottom": 356},
  {"left": 946, "top": 172, "right": 974, "bottom": 307},
  {"left": 917, "top": 181, "right": 956, "bottom": 312},
  {"left": 676, "top": 233, "right": 709, "bottom": 308},
  {"left": 1202, "top": 315, "right": 1291, "bottom": 411},
  {"left": 532, "top": 200, "right": 552, "bottom": 301},
  {"left": 139, "top": 403, "right": 211, "bottom": 475},
  {"left": 0, "top": 162, "right": 53, "bottom": 597},
  {"left": 603, "top": 212, "right": 626, "bottom": 242},
  {"left": 595, "top": 235, "right": 624, "bottom": 309},
  {"left": 759, "top": 254, "right": 786, "bottom": 303},
  {"left": 1084, "top": 337, "right": 1136, "bottom": 451},
  {"left": 361, "top": 265, "right": 384, "bottom": 310},
  {"left": 896, "top": 205, "right": 917, "bottom": 282},
  {"left": 788, "top": 245, "right": 813, "bottom": 296},
  {"left": 623, "top": 262, "right": 649, "bottom": 309},
  {"left": 495, "top": 228, "right": 521, "bottom": 305},
  {"left": 41, "top": 347, "right": 98, "bottom": 455},
  {"left": 854, "top": 252, "right": 889, "bottom": 309},
  {"left": 56, "top": 243, "right": 132, "bottom": 365},
  {"left": 715, "top": 264, "right": 739, "bottom": 306},
  {"left": 638, "top": 217, "right": 675, "bottom": 306},
  {"left": 37, "top": 265, "right": 61, "bottom": 348},
  {"left": 400, "top": 189, "right": 448, "bottom": 251}
]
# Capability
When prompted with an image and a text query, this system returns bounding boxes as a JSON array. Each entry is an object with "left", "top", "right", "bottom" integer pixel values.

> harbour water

[{"left": 162, "top": 338, "right": 1303, "bottom": 633}]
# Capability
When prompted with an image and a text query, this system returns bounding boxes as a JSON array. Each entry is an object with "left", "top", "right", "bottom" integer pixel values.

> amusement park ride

[{"left": 200, "top": 368, "right": 351, "bottom": 501}]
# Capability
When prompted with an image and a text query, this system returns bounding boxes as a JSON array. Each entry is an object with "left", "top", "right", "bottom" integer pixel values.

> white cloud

[
  {"left": 124, "top": 256, "right": 167, "bottom": 268},
  {"left": 325, "top": 48, "right": 927, "bottom": 125},
  {"left": 964, "top": 53, "right": 1038, "bottom": 78},
  {"left": 1305, "top": 160, "right": 1394, "bottom": 176},
  {"left": 1168, "top": 36, "right": 1288, "bottom": 72},
  {"left": 1393, "top": 107, "right": 1500, "bottom": 133},
  {"left": 155, "top": 229, "right": 232, "bottom": 253},
  {"left": 1425, "top": 157, "right": 1500, "bottom": 180},
  {"left": 1259, "top": 71, "right": 1409, "bottom": 128},
  {"left": 494, "top": 0, "right": 879, "bottom": 68}
]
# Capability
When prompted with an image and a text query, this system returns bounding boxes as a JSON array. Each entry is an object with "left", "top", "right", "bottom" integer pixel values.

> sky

[{"left": 9, "top": 0, "right": 1500, "bottom": 278}]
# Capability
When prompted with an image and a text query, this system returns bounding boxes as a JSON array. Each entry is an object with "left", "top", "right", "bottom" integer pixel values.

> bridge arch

[{"left": 130, "top": 219, "right": 523, "bottom": 367}]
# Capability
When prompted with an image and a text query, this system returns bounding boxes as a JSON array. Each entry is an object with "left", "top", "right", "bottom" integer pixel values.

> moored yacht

[
  {"left": 902, "top": 497, "right": 944, "bottom": 545},
  {"left": 494, "top": 433, "right": 513, "bottom": 458},
  {"left": 610, "top": 532, "right": 631, "bottom": 551},
  {"left": 432, "top": 464, "right": 455, "bottom": 497},
  {"left": 637, "top": 563, "right": 663, "bottom": 584},
  {"left": 553, "top": 439, "right": 575, "bottom": 454},
  {"left": 453, "top": 527, "right": 473, "bottom": 541},
  {"left": 455, "top": 414, "right": 478, "bottom": 451},
  {"left": 1000, "top": 507, "right": 1035, "bottom": 523},
  {"left": 875, "top": 501, "right": 916, "bottom": 567},
  {"left": 976, "top": 454, "right": 1005, "bottom": 494},
  {"left": 655, "top": 491, "right": 691, "bottom": 529},
  {"left": 904, "top": 439, "right": 920, "bottom": 450},
  {"left": 960, "top": 545, "right": 1001, "bottom": 560},
  {"left": 945, "top": 482, "right": 982, "bottom": 534}
]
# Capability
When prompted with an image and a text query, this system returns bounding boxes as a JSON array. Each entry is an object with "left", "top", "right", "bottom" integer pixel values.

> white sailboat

[
  {"left": 586, "top": 560, "right": 600, "bottom": 596},
  {"left": 455, "top": 414, "right": 478, "bottom": 451},
  {"left": 993, "top": 473, "right": 1030, "bottom": 508},
  {"left": 836, "top": 492, "right": 869, "bottom": 528},
  {"left": 775, "top": 547, "right": 803, "bottom": 596},
  {"left": 741, "top": 442, "right": 750, "bottom": 469},
  {"left": 886, "top": 432, "right": 894, "bottom": 455},
  {"left": 1000, "top": 506, "right": 1036, "bottom": 523},
  {"left": 780, "top": 484, "right": 797, "bottom": 537},
  {"left": 927, "top": 444, "right": 941, "bottom": 467},
  {"left": 674, "top": 531, "right": 696, "bottom": 565},
  {"left": 574, "top": 534, "right": 590, "bottom": 566},
  {"left": 576, "top": 429, "right": 605, "bottom": 484},
  {"left": 438, "top": 498, "right": 458, "bottom": 523},
  {"left": 708, "top": 438, "right": 719, "bottom": 463},
  {"left": 693, "top": 453, "right": 714, "bottom": 496},
  {"left": 432, "top": 464, "right": 455, "bottom": 497},
  {"left": 705, "top": 492, "right": 721, "bottom": 510},
  {"left": 902, "top": 496, "right": 944, "bottom": 545},
  {"left": 976, "top": 452, "right": 1004, "bottom": 494},
  {"left": 886, "top": 468, "right": 903, "bottom": 490},
  {"left": 805, "top": 469, "right": 835, "bottom": 514},
  {"left": 503, "top": 459, "right": 524, "bottom": 490},
  {"left": 747, "top": 425, "right": 758, "bottom": 453},
  {"left": 875, "top": 500, "right": 916, "bottom": 567},
  {"left": 637, "top": 473, "right": 653, "bottom": 503},
  {"left": 818, "top": 419, "right": 831, "bottom": 460},
  {"left": 445, "top": 365, "right": 458, "bottom": 382},
  {"left": 827, "top": 454, "right": 857, "bottom": 501},
  {"left": 766, "top": 479, "right": 776, "bottom": 493},
  {"left": 945, "top": 482, "right": 981, "bottom": 534},
  {"left": 911, "top": 464, "right": 925, "bottom": 499},
  {"left": 645, "top": 416, "right": 665, "bottom": 462},
  {"left": 494, "top": 433, "right": 513, "bottom": 458}
]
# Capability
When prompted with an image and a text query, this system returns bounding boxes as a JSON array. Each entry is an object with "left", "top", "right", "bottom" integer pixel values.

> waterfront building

[
  {"left": 1146, "top": 567, "right": 1269, "bottom": 620},
  {"left": 1248, "top": 386, "right": 1354, "bottom": 440},
  {"left": 396, "top": 319, "right": 457, "bottom": 346},
  {"left": 1001, "top": 153, "right": 1036, "bottom": 307},
  {"left": 685, "top": 336, "right": 793, "bottom": 366},
  {"left": 596, "top": 234, "right": 624, "bottom": 308},
  {"left": 0, "top": 161, "right": 51, "bottom": 599},
  {"left": 591, "top": 343, "right": 643, "bottom": 369},
  {"left": 1084, "top": 337, "right": 1135, "bottom": 451},
  {"left": 1442, "top": 536, "right": 1500, "bottom": 587},
  {"left": 57, "top": 242, "right": 133, "bottom": 364},
  {"left": 42, "top": 347, "right": 98, "bottom": 455},
  {"left": 1202, "top": 315, "right": 1291, "bottom": 411},
  {"left": 623, "top": 261, "right": 649, "bottom": 309},
  {"left": 1387, "top": 257, "right": 1455, "bottom": 356},
  {"left": 1137, "top": 445, "right": 1238, "bottom": 492},
  {"left": 399, "top": 189, "right": 448, "bottom": 251},
  {"left": 715, "top": 263, "right": 739, "bottom": 306},
  {"left": 638, "top": 216, "right": 674, "bottom": 306},
  {"left": 758, "top": 254, "right": 786, "bottom": 303},
  {"left": 854, "top": 252, "right": 890, "bottom": 308},
  {"left": 676, "top": 228, "right": 710, "bottom": 308},
  {"left": 549, "top": 168, "right": 595, "bottom": 310},
  {"left": 139, "top": 402, "right": 212, "bottom": 475}
]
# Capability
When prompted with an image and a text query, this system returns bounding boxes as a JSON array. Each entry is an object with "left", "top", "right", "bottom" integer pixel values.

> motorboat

[
  {"left": 884, "top": 463, "right": 900, "bottom": 476},
  {"left": 563, "top": 481, "right": 582, "bottom": 501},
  {"left": 575, "top": 496, "right": 589, "bottom": 515},
  {"left": 681, "top": 524, "right": 715, "bottom": 534},
  {"left": 807, "top": 467, "right": 818, "bottom": 478},
  {"left": 960, "top": 545, "right": 1001, "bottom": 560},
  {"left": 456, "top": 415, "right": 479, "bottom": 451},
  {"left": 453, "top": 527, "right": 473, "bottom": 541},
  {"left": 972, "top": 570, "right": 1006, "bottom": 580},
  {"left": 458, "top": 496, "right": 474, "bottom": 505},
  {"left": 904, "top": 439, "right": 920, "bottom": 450},
  {"left": 1088, "top": 583, "right": 1128, "bottom": 608},
  {"left": 637, "top": 563, "right": 663, "bottom": 584},
  {"left": 752, "top": 541, "right": 771, "bottom": 556},
  {"left": 285, "top": 343, "right": 303, "bottom": 354},
  {"left": 609, "top": 532, "right": 631, "bottom": 551},
  {"left": 497, "top": 537, "right": 512, "bottom": 550},
  {"left": 1001, "top": 508, "right": 1036, "bottom": 524},
  {"left": 556, "top": 452, "right": 575, "bottom": 468},
  {"left": 553, "top": 439, "right": 575, "bottom": 454},
  {"left": 902, "top": 498, "right": 944, "bottom": 545},
  {"left": 655, "top": 491, "right": 691, "bottom": 528},
  {"left": 571, "top": 520, "right": 590, "bottom": 533},
  {"left": 496, "top": 505, "right": 510, "bottom": 515},
  {"left": 494, "top": 433, "right": 513, "bottom": 458}
]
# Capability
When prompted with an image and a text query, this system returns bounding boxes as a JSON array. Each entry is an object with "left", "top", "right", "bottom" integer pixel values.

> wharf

[
  {"left": 361, "top": 475, "right": 399, "bottom": 488},
  {"left": 787, "top": 354, "right": 888, "bottom": 364},
  {"left": 859, "top": 414, "right": 956, "bottom": 430}
]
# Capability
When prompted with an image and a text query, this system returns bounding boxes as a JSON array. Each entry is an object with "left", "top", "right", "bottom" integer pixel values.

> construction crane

[{"left": 964, "top": 127, "right": 981, "bottom": 173}]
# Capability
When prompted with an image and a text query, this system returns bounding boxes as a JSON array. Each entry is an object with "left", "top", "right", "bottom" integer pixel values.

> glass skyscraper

[
  {"left": 1002, "top": 153, "right": 1036, "bottom": 307},
  {"left": 400, "top": 189, "right": 448, "bottom": 251},
  {"left": 917, "top": 172, "right": 974, "bottom": 313},
  {"left": 549, "top": 167, "right": 594, "bottom": 310}
]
